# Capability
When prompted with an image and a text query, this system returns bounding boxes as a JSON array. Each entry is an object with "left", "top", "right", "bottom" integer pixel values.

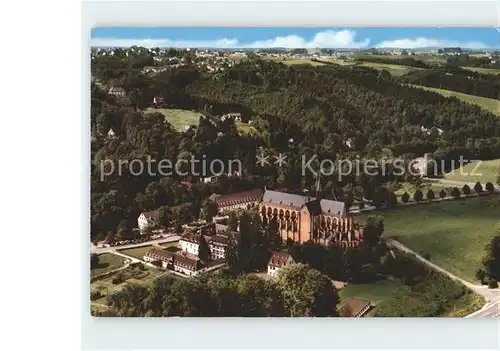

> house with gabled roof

[
  {"left": 267, "top": 251, "right": 295, "bottom": 277},
  {"left": 137, "top": 210, "right": 156, "bottom": 234},
  {"left": 108, "top": 86, "right": 126, "bottom": 97}
]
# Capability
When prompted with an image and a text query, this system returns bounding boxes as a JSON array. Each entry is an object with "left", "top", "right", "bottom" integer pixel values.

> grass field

[
  {"left": 262, "top": 57, "right": 326, "bottom": 66},
  {"left": 408, "top": 84, "right": 500, "bottom": 116},
  {"left": 144, "top": 108, "right": 202, "bottom": 130},
  {"left": 118, "top": 242, "right": 179, "bottom": 260},
  {"left": 144, "top": 108, "right": 255, "bottom": 134},
  {"left": 235, "top": 121, "right": 257, "bottom": 134},
  {"left": 357, "top": 62, "right": 420, "bottom": 76},
  {"left": 339, "top": 279, "right": 409, "bottom": 307},
  {"left": 91, "top": 253, "right": 126, "bottom": 276},
  {"left": 91, "top": 264, "right": 167, "bottom": 310},
  {"left": 355, "top": 196, "right": 500, "bottom": 282},
  {"left": 461, "top": 66, "right": 500, "bottom": 76},
  {"left": 444, "top": 159, "right": 500, "bottom": 184},
  {"left": 338, "top": 277, "right": 484, "bottom": 317}
]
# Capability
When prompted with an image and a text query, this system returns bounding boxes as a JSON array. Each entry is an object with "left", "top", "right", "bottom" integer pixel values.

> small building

[
  {"left": 143, "top": 246, "right": 175, "bottom": 269},
  {"left": 153, "top": 96, "right": 165, "bottom": 106},
  {"left": 137, "top": 210, "right": 156, "bottom": 233},
  {"left": 211, "top": 188, "right": 264, "bottom": 214},
  {"left": 339, "top": 298, "right": 372, "bottom": 317},
  {"left": 108, "top": 86, "right": 126, "bottom": 97},
  {"left": 267, "top": 251, "right": 295, "bottom": 277},
  {"left": 220, "top": 112, "right": 242, "bottom": 122},
  {"left": 172, "top": 252, "right": 205, "bottom": 277},
  {"left": 208, "top": 231, "right": 239, "bottom": 260},
  {"left": 179, "top": 232, "right": 204, "bottom": 256},
  {"left": 107, "top": 128, "right": 117, "bottom": 139},
  {"left": 183, "top": 125, "right": 195, "bottom": 133}
]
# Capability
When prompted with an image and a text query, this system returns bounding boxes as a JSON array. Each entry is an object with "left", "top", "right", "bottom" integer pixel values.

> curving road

[{"left": 385, "top": 238, "right": 500, "bottom": 318}]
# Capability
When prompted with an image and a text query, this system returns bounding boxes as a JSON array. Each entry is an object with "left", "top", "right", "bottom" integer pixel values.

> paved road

[
  {"left": 349, "top": 179, "right": 499, "bottom": 214},
  {"left": 424, "top": 178, "right": 500, "bottom": 192},
  {"left": 466, "top": 299, "right": 500, "bottom": 318},
  {"left": 91, "top": 234, "right": 181, "bottom": 255},
  {"left": 385, "top": 238, "right": 500, "bottom": 318}
]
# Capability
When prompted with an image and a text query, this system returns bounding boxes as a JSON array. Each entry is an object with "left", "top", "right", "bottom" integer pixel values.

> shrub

[
  {"left": 474, "top": 182, "right": 483, "bottom": 193},
  {"left": 112, "top": 275, "right": 124, "bottom": 285},
  {"left": 475, "top": 268, "right": 487, "bottom": 285},
  {"left": 462, "top": 184, "right": 471, "bottom": 195},
  {"left": 426, "top": 189, "right": 435, "bottom": 201},
  {"left": 413, "top": 189, "right": 423, "bottom": 202},
  {"left": 439, "top": 189, "right": 447, "bottom": 199},
  {"left": 387, "top": 191, "right": 398, "bottom": 208},
  {"left": 485, "top": 182, "right": 495, "bottom": 194},
  {"left": 451, "top": 187, "right": 461, "bottom": 199},
  {"left": 401, "top": 192, "right": 410, "bottom": 203},
  {"left": 90, "top": 290, "right": 102, "bottom": 301}
]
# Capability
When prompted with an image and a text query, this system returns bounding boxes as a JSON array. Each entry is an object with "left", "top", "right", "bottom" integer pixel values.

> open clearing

[
  {"left": 355, "top": 196, "right": 500, "bottom": 282},
  {"left": 338, "top": 277, "right": 483, "bottom": 317},
  {"left": 357, "top": 62, "right": 420, "bottom": 76},
  {"left": 118, "top": 242, "right": 179, "bottom": 260},
  {"left": 339, "top": 279, "right": 409, "bottom": 307},
  {"left": 91, "top": 253, "right": 126, "bottom": 276},
  {"left": 91, "top": 264, "right": 167, "bottom": 312},
  {"left": 144, "top": 108, "right": 254, "bottom": 134},
  {"left": 262, "top": 57, "right": 326, "bottom": 66},
  {"left": 461, "top": 66, "right": 500, "bottom": 76},
  {"left": 444, "top": 159, "right": 500, "bottom": 184},
  {"left": 408, "top": 84, "right": 500, "bottom": 116},
  {"left": 144, "top": 108, "right": 202, "bottom": 130}
]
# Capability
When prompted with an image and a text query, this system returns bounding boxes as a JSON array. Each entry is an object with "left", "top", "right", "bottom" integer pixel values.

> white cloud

[
  {"left": 91, "top": 30, "right": 370, "bottom": 49},
  {"left": 91, "top": 31, "right": 489, "bottom": 49},
  {"left": 90, "top": 37, "right": 239, "bottom": 48},
  {"left": 248, "top": 30, "right": 370, "bottom": 48},
  {"left": 375, "top": 37, "right": 488, "bottom": 49}
]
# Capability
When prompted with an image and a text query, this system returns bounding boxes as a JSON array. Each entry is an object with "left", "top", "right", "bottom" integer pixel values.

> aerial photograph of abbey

[{"left": 90, "top": 27, "right": 500, "bottom": 317}]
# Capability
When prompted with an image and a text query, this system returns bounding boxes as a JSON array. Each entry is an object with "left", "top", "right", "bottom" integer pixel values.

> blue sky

[{"left": 91, "top": 27, "right": 499, "bottom": 49}]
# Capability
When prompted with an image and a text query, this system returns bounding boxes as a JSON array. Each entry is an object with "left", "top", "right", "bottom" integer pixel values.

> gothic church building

[{"left": 259, "top": 190, "right": 363, "bottom": 248}]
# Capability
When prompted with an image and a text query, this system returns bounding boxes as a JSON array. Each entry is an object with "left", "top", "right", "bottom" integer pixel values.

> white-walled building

[
  {"left": 108, "top": 86, "right": 126, "bottom": 97},
  {"left": 137, "top": 210, "right": 156, "bottom": 233},
  {"left": 267, "top": 251, "right": 295, "bottom": 277},
  {"left": 107, "top": 128, "right": 117, "bottom": 139},
  {"left": 143, "top": 246, "right": 175, "bottom": 269}
]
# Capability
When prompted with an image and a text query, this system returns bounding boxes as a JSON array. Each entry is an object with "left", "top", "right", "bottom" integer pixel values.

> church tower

[{"left": 315, "top": 173, "right": 322, "bottom": 200}]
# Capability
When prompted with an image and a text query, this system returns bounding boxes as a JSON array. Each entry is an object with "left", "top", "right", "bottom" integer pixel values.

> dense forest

[
  {"left": 91, "top": 54, "right": 500, "bottom": 240},
  {"left": 400, "top": 66, "right": 500, "bottom": 99}
]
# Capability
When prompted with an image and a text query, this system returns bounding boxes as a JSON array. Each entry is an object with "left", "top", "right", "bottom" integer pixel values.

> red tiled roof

[
  {"left": 213, "top": 189, "right": 264, "bottom": 208},
  {"left": 141, "top": 210, "right": 156, "bottom": 219},
  {"left": 170, "top": 202, "right": 191, "bottom": 214},
  {"left": 144, "top": 247, "right": 174, "bottom": 261},
  {"left": 173, "top": 252, "right": 204, "bottom": 271},
  {"left": 268, "top": 251, "right": 294, "bottom": 268},
  {"left": 339, "top": 298, "right": 371, "bottom": 317}
]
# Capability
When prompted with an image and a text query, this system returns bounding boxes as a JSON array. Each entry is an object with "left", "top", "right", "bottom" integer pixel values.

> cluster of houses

[
  {"left": 137, "top": 185, "right": 365, "bottom": 277},
  {"left": 143, "top": 222, "right": 238, "bottom": 277},
  {"left": 138, "top": 187, "right": 364, "bottom": 246}
]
